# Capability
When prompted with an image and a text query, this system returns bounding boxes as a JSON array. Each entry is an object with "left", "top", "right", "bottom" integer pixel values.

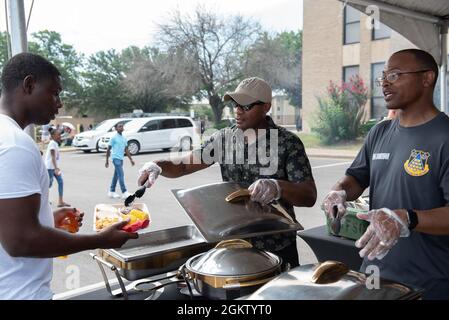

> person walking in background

[
  {"left": 45, "top": 127, "right": 70, "bottom": 208},
  {"left": 105, "top": 123, "right": 135, "bottom": 199}
]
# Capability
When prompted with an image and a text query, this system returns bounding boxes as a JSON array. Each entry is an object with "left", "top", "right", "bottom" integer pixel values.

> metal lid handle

[{"left": 215, "top": 239, "right": 253, "bottom": 249}]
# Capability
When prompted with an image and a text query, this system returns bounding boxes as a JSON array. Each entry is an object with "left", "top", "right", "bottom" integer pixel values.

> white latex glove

[
  {"left": 248, "top": 179, "right": 281, "bottom": 205},
  {"left": 138, "top": 161, "right": 162, "bottom": 188},
  {"left": 355, "top": 208, "right": 410, "bottom": 260},
  {"left": 321, "top": 190, "right": 347, "bottom": 220}
]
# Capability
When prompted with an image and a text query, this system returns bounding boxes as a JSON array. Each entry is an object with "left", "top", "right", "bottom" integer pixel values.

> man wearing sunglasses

[
  {"left": 138, "top": 77, "right": 317, "bottom": 268},
  {"left": 322, "top": 49, "right": 449, "bottom": 299}
]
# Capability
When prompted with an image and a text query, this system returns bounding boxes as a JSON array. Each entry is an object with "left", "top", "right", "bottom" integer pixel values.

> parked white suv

[
  {"left": 72, "top": 118, "right": 132, "bottom": 153},
  {"left": 98, "top": 116, "right": 200, "bottom": 155}
]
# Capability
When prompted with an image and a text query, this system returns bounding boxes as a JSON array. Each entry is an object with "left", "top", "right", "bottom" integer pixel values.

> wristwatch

[{"left": 406, "top": 209, "right": 419, "bottom": 230}]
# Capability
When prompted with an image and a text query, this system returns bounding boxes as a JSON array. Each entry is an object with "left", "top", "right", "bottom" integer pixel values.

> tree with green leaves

[
  {"left": 156, "top": 6, "right": 261, "bottom": 123},
  {"left": 0, "top": 31, "right": 9, "bottom": 71},
  {"left": 28, "top": 30, "right": 84, "bottom": 110},
  {"left": 244, "top": 30, "right": 302, "bottom": 108},
  {"left": 81, "top": 49, "right": 134, "bottom": 117}
]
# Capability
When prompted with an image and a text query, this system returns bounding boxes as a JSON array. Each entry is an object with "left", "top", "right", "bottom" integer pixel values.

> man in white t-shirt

[{"left": 0, "top": 53, "right": 138, "bottom": 300}]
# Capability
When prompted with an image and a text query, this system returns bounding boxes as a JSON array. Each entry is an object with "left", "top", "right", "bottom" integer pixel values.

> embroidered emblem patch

[{"left": 404, "top": 149, "right": 430, "bottom": 177}]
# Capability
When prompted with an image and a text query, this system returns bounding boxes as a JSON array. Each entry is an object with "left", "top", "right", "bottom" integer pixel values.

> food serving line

[{"left": 58, "top": 182, "right": 423, "bottom": 300}]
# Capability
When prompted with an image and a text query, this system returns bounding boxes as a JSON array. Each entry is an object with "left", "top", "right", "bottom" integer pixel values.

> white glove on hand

[
  {"left": 355, "top": 208, "right": 410, "bottom": 260},
  {"left": 321, "top": 190, "right": 347, "bottom": 220},
  {"left": 138, "top": 162, "right": 162, "bottom": 188},
  {"left": 248, "top": 179, "right": 281, "bottom": 205}
]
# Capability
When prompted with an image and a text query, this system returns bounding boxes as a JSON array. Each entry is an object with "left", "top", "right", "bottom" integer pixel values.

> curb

[
  {"left": 307, "top": 152, "right": 357, "bottom": 160},
  {"left": 306, "top": 148, "right": 358, "bottom": 159},
  {"left": 58, "top": 148, "right": 358, "bottom": 158},
  {"left": 56, "top": 146, "right": 358, "bottom": 158},
  {"left": 59, "top": 148, "right": 78, "bottom": 153}
]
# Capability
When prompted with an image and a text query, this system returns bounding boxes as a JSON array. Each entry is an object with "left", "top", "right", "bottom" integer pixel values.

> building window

[
  {"left": 343, "top": 65, "right": 359, "bottom": 83},
  {"left": 344, "top": 5, "right": 360, "bottom": 44},
  {"left": 372, "top": 22, "right": 391, "bottom": 40},
  {"left": 277, "top": 106, "right": 280, "bottom": 112},
  {"left": 371, "top": 62, "right": 387, "bottom": 119}
]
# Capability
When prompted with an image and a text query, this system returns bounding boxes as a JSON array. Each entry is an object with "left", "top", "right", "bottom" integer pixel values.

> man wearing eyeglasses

[
  {"left": 138, "top": 77, "right": 317, "bottom": 268},
  {"left": 322, "top": 49, "right": 449, "bottom": 299}
]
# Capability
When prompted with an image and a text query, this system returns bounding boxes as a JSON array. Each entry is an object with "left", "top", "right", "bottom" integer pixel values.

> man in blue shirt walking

[{"left": 105, "top": 123, "right": 135, "bottom": 199}]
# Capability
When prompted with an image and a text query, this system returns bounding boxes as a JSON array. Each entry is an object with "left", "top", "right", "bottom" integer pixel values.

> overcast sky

[{"left": 1, "top": 0, "right": 303, "bottom": 55}]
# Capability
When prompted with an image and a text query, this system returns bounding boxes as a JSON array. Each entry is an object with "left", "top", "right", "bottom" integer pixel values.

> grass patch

[{"left": 298, "top": 132, "right": 364, "bottom": 150}]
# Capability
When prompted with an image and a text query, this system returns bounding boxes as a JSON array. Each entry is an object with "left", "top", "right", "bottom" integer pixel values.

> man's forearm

[
  {"left": 125, "top": 149, "right": 133, "bottom": 162},
  {"left": 395, "top": 207, "right": 449, "bottom": 236},
  {"left": 12, "top": 226, "right": 104, "bottom": 258},
  {"left": 278, "top": 180, "right": 317, "bottom": 207},
  {"left": 332, "top": 175, "right": 365, "bottom": 201},
  {"left": 155, "top": 153, "right": 209, "bottom": 178},
  {"left": 155, "top": 160, "right": 187, "bottom": 178}
]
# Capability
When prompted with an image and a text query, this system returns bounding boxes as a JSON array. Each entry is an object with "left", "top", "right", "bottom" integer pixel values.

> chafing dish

[
  {"left": 98, "top": 225, "right": 213, "bottom": 281},
  {"left": 244, "top": 263, "right": 423, "bottom": 300}
]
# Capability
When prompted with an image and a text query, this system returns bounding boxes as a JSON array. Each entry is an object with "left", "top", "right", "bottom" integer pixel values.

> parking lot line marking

[
  {"left": 66, "top": 154, "right": 98, "bottom": 158},
  {"left": 312, "top": 162, "right": 352, "bottom": 170}
]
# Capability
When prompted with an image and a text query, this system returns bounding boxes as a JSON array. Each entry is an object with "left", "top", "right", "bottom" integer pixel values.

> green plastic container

[{"left": 326, "top": 207, "right": 370, "bottom": 241}]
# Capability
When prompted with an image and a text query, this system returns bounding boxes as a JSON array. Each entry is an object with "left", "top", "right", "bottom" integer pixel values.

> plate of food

[{"left": 94, "top": 203, "right": 150, "bottom": 233}]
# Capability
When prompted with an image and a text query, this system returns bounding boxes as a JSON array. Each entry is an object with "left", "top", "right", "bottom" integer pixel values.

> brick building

[{"left": 302, "top": 0, "right": 449, "bottom": 133}]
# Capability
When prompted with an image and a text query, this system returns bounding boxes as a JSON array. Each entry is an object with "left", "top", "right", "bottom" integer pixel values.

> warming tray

[
  {"left": 99, "top": 225, "right": 214, "bottom": 280},
  {"left": 172, "top": 182, "right": 304, "bottom": 243}
]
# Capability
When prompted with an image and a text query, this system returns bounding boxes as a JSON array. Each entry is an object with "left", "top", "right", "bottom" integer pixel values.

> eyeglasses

[
  {"left": 227, "top": 99, "right": 265, "bottom": 111},
  {"left": 375, "top": 69, "right": 431, "bottom": 87}
]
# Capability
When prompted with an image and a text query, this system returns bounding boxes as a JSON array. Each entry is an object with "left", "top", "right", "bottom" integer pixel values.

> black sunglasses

[{"left": 227, "top": 99, "right": 265, "bottom": 111}]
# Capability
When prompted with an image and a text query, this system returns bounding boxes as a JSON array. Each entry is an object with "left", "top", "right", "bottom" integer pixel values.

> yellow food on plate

[
  {"left": 130, "top": 209, "right": 149, "bottom": 220},
  {"left": 121, "top": 209, "right": 149, "bottom": 224},
  {"left": 95, "top": 217, "right": 120, "bottom": 230}
]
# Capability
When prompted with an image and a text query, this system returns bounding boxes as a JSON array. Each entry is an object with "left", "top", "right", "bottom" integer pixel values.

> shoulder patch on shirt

[{"left": 404, "top": 149, "right": 430, "bottom": 177}]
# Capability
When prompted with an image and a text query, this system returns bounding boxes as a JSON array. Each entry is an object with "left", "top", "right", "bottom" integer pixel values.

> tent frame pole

[
  {"left": 343, "top": 0, "right": 441, "bottom": 24},
  {"left": 440, "top": 24, "right": 448, "bottom": 113}
]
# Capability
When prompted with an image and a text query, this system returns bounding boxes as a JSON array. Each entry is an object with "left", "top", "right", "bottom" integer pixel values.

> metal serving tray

[
  {"left": 99, "top": 225, "right": 213, "bottom": 280},
  {"left": 172, "top": 182, "right": 303, "bottom": 243}
]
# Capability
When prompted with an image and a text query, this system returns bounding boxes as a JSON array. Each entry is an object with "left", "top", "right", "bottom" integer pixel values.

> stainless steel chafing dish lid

[
  {"left": 172, "top": 182, "right": 303, "bottom": 243},
  {"left": 187, "top": 240, "right": 281, "bottom": 276},
  {"left": 244, "top": 264, "right": 423, "bottom": 300}
]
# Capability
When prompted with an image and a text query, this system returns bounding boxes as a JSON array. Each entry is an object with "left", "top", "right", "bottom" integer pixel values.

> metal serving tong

[{"left": 124, "top": 185, "right": 147, "bottom": 207}]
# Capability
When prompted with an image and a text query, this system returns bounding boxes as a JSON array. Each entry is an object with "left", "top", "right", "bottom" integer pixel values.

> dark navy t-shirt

[{"left": 346, "top": 112, "right": 449, "bottom": 299}]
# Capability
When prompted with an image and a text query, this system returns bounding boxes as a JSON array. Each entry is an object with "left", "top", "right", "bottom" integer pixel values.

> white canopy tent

[{"left": 340, "top": 0, "right": 449, "bottom": 113}]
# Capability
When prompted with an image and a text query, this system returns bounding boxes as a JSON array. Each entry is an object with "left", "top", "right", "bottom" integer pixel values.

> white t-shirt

[
  {"left": 0, "top": 114, "right": 54, "bottom": 300},
  {"left": 44, "top": 140, "right": 59, "bottom": 170}
]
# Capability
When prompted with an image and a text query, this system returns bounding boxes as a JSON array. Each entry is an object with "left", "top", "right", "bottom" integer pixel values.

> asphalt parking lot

[{"left": 50, "top": 149, "right": 356, "bottom": 295}]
